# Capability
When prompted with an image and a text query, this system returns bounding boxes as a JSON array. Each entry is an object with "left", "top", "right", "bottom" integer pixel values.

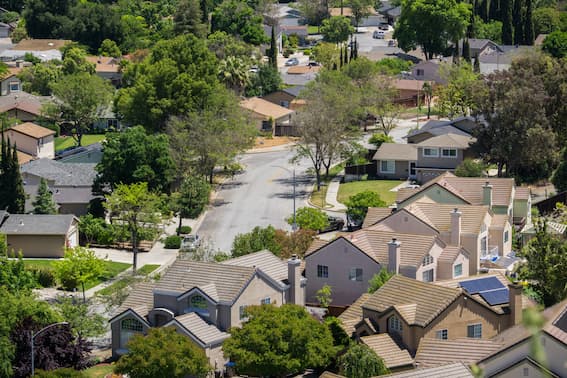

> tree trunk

[
  {"left": 82, "top": 282, "right": 86, "bottom": 303},
  {"left": 315, "top": 169, "right": 321, "bottom": 191},
  {"left": 497, "top": 162, "right": 504, "bottom": 177},
  {"left": 177, "top": 215, "right": 183, "bottom": 236},
  {"left": 209, "top": 169, "right": 214, "bottom": 184},
  {"left": 131, "top": 229, "right": 138, "bottom": 274}
]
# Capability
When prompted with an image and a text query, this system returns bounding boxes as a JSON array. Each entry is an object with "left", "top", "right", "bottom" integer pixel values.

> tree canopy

[
  {"left": 53, "top": 247, "right": 105, "bottom": 301},
  {"left": 33, "top": 178, "right": 57, "bottom": 215},
  {"left": 211, "top": 0, "right": 267, "bottom": 45},
  {"left": 346, "top": 191, "right": 386, "bottom": 226},
  {"left": 321, "top": 16, "right": 354, "bottom": 43},
  {"left": 287, "top": 207, "right": 329, "bottom": 232},
  {"left": 231, "top": 225, "right": 282, "bottom": 257},
  {"left": 339, "top": 343, "right": 390, "bottom": 378}
]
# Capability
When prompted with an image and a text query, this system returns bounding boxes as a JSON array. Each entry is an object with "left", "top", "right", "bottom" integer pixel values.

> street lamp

[
  {"left": 30, "top": 322, "right": 69, "bottom": 376},
  {"left": 272, "top": 165, "right": 297, "bottom": 232}
]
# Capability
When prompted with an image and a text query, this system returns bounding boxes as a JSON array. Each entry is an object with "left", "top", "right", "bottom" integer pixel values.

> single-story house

[
  {"left": 240, "top": 97, "right": 294, "bottom": 133},
  {"left": 0, "top": 39, "right": 71, "bottom": 62},
  {"left": 3, "top": 122, "right": 55, "bottom": 160},
  {"left": 262, "top": 85, "right": 305, "bottom": 109},
  {"left": 377, "top": 0, "right": 401, "bottom": 24},
  {"left": 85, "top": 56, "right": 123, "bottom": 87},
  {"left": 0, "top": 91, "right": 51, "bottom": 122},
  {"left": 280, "top": 25, "right": 308, "bottom": 39},
  {"left": 0, "top": 22, "right": 13, "bottom": 38},
  {"left": 0, "top": 213, "right": 79, "bottom": 257},
  {"left": 478, "top": 45, "right": 535, "bottom": 75}
]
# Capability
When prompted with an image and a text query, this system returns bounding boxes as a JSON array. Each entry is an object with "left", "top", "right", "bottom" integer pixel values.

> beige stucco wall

[
  {"left": 414, "top": 242, "right": 444, "bottom": 282},
  {"left": 206, "top": 344, "right": 226, "bottom": 372},
  {"left": 437, "top": 251, "right": 469, "bottom": 280},
  {"left": 5, "top": 130, "right": 54, "bottom": 159},
  {"left": 305, "top": 238, "right": 381, "bottom": 307},
  {"left": 6, "top": 234, "right": 66, "bottom": 257},
  {"left": 111, "top": 313, "right": 150, "bottom": 359}
]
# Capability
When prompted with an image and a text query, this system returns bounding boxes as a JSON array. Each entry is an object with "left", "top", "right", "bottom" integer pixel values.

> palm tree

[{"left": 218, "top": 56, "right": 251, "bottom": 96}]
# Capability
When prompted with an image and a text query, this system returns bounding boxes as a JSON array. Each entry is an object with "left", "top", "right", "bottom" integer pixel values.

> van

[{"left": 373, "top": 30, "right": 385, "bottom": 39}]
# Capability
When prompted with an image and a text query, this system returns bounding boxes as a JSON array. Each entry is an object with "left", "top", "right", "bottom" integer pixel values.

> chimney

[
  {"left": 288, "top": 254, "right": 304, "bottom": 305},
  {"left": 451, "top": 208, "right": 462, "bottom": 246},
  {"left": 483, "top": 182, "right": 493, "bottom": 208},
  {"left": 388, "top": 238, "right": 401, "bottom": 274},
  {"left": 15, "top": 60, "right": 23, "bottom": 68},
  {"left": 508, "top": 283, "right": 523, "bottom": 326}
]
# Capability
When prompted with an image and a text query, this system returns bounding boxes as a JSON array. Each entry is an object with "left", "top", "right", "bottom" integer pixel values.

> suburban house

[
  {"left": 0, "top": 66, "right": 23, "bottom": 96},
  {"left": 85, "top": 56, "right": 123, "bottom": 87},
  {"left": 0, "top": 91, "right": 51, "bottom": 122},
  {"left": 392, "top": 79, "right": 435, "bottom": 107},
  {"left": 405, "top": 116, "right": 478, "bottom": 144},
  {"left": 280, "top": 25, "right": 308, "bottom": 39},
  {"left": 459, "top": 38, "right": 503, "bottom": 58},
  {"left": 0, "top": 211, "right": 79, "bottom": 257},
  {"left": 373, "top": 133, "right": 475, "bottom": 182},
  {"left": 261, "top": 85, "right": 305, "bottom": 109},
  {"left": 239, "top": 97, "right": 294, "bottom": 133},
  {"left": 110, "top": 252, "right": 305, "bottom": 367},
  {"left": 0, "top": 39, "right": 71, "bottom": 62},
  {"left": 21, "top": 158, "right": 98, "bottom": 216},
  {"left": 329, "top": 7, "right": 384, "bottom": 26},
  {"left": 3, "top": 122, "right": 55, "bottom": 161},
  {"left": 409, "top": 60, "right": 445, "bottom": 84},
  {"left": 343, "top": 274, "right": 531, "bottom": 355},
  {"left": 361, "top": 333, "right": 415, "bottom": 372},
  {"left": 304, "top": 229, "right": 470, "bottom": 307},
  {"left": 377, "top": 0, "right": 401, "bottom": 24},
  {"left": 478, "top": 45, "right": 534, "bottom": 75},
  {"left": 262, "top": 24, "right": 283, "bottom": 54},
  {"left": 415, "top": 337, "right": 503, "bottom": 368}
]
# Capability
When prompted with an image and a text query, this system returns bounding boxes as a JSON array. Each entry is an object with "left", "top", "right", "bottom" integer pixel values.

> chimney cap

[{"left": 291, "top": 254, "right": 297, "bottom": 260}]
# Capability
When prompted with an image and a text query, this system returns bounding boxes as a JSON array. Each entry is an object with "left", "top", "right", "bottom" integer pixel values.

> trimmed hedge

[{"left": 164, "top": 235, "right": 181, "bottom": 249}]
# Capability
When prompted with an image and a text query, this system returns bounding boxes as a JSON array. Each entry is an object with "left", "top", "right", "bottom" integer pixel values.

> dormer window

[
  {"left": 388, "top": 315, "right": 402, "bottom": 334},
  {"left": 185, "top": 294, "right": 209, "bottom": 317},
  {"left": 120, "top": 318, "right": 143, "bottom": 349},
  {"left": 422, "top": 254, "right": 434, "bottom": 266}
]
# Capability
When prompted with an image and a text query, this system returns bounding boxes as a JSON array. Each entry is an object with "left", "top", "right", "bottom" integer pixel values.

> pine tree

[
  {"left": 524, "top": 0, "right": 534, "bottom": 45},
  {"left": 33, "top": 178, "right": 57, "bottom": 214},
  {"left": 513, "top": 0, "right": 524, "bottom": 45},
  {"left": 489, "top": 0, "right": 500, "bottom": 21},
  {"left": 501, "top": 0, "right": 513, "bottom": 44},
  {"left": 462, "top": 39, "right": 471, "bottom": 62},
  {"left": 8, "top": 143, "right": 25, "bottom": 213},
  {"left": 269, "top": 26, "right": 278, "bottom": 69},
  {"left": 474, "top": 54, "right": 481, "bottom": 72}
]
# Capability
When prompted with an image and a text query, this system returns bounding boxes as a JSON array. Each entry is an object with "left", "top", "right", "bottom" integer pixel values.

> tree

[
  {"left": 394, "top": 0, "right": 471, "bottom": 60},
  {"left": 269, "top": 26, "right": 278, "bottom": 69},
  {"left": 33, "top": 178, "right": 57, "bottom": 214},
  {"left": 437, "top": 61, "right": 479, "bottom": 118},
  {"left": 455, "top": 159, "right": 486, "bottom": 177},
  {"left": 375, "top": 58, "right": 414, "bottom": 75},
  {"left": 312, "top": 42, "right": 340, "bottom": 69},
  {"left": 513, "top": 0, "right": 523, "bottom": 45},
  {"left": 368, "top": 133, "right": 394, "bottom": 149},
  {"left": 54, "top": 296, "right": 105, "bottom": 339},
  {"left": 339, "top": 343, "right": 389, "bottom": 378},
  {"left": 321, "top": 16, "right": 354, "bottom": 43},
  {"left": 500, "top": 0, "right": 513, "bottom": 44},
  {"left": 98, "top": 39, "right": 121, "bottom": 57},
  {"left": 218, "top": 56, "right": 251, "bottom": 95},
  {"left": 94, "top": 126, "right": 175, "bottom": 195},
  {"left": 542, "top": 31, "right": 567, "bottom": 58},
  {"left": 104, "top": 183, "right": 165, "bottom": 273},
  {"left": 524, "top": 0, "right": 534, "bottom": 44},
  {"left": 287, "top": 207, "right": 329, "bottom": 232},
  {"left": 60, "top": 47, "right": 95, "bottom": 76},
  {"left": 174, "top": 177, "right": 210, "bottom": 235},
  {"left": 422, "top": 81, "right": 434, "bottom": 118},
  {"left": 273, "top": 229, "right": 316, "bottom": 258},
  {"left": 46, "top": 73, "right": 112, "bottom": 147},
  {"left": 516, "top": 220, "right": 567, "bottom": 306},
  {"left": 174, "top": 0, "right": 207, "bottom": 38},
  {"left": 462, "top": 39, "right": 471, "bottom": 62},
  {"left": 53, "top": 247, "right": 105, "bottom": 302},
  {"left": 207, "top": 31, "right": 258, "bottom": 61},
  {"left": 246, "top": 64, "right": 282, "bottom": 97},
  {"left": 316, "top": 284, "right": 333, "bottom": 308},
  {"left": 368, "top": 268, "right": 395, "bottom": 293},
  {"left": 18, "top": 61, "right": 61, "bottom": 96},
  {"left": 231, "top": 225, "right": 281, "bottom": 257},
  {"left": 552, "top": 148, "right": 567, "bottom": 192},
  {"left": 350, "top": 0, "right": 374, "bottom": 31},
  {"left": 298, "top": 0, "right": 327, "bottom": 27},
  {"left": 114, "top": 327, "right": 210, "bottom": 378},
  {"left": 211, "top": 0, "right": 267, "bottom": 45},
  {"left": 223, "top": 304, "right": 336, "bottom": 376},
  {"left": 533, "top": 7, "right": 561, "bottom": 36},
  {"left": 22, "top": 0, "right": 73, "bottom": 39},
  {"left": 0, "top": 253, "right": 37, "bottom": 294},
  {"left": 0, "top": 130, "right": 25, "bottom": 214},
  {"left": 346, "top": 191, "right": 386, "bottom": 226}
]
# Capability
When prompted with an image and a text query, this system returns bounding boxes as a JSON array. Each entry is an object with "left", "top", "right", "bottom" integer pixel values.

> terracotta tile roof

[
  {"left": 362, "top": 207, "right": 394, "bottom": 228},
  {"left": 221, "top": 249, "right": 288, "bottom": 283},
  {"left": 396, "top": 187, "right": 420, "bottom": 203},
  {"left": 16, "top": 150, "right": 34, "bottom": 165},
  {"left": 10, "top": 122, "right": 55, "bottom": 139},
  {"left": 373, "top": 143, "right": 417, "bottom": 161},
  {"left": 416, "top": 133, "right": 475, "bottom": 149},
  {"left": 404, "top": 200, "right": 490, "bottom": 234},
  {"left": 1, "top": 66, "right": 23, "bottom": 79},
  {"left": 415, "top": 338, "right": 503, "bottom": 368},
  {"left": 116, "top": 281, "right": 155, "bottom": 316},
  {"left": 361, "top": 334, "right": 414, "bottom": 369},
  {"left": 171, "top": 313, "right": 230, "bottom": 345},
  {"left": 515, "top": 186, "right": 530, "bottom": 200},
  {"left": 240, "top": 97, "right": 294, "bottom": 120},
  {"left": 362, "top": 275, "right": 462, "bottom": 327},
  {"left": 85, "top": 56, "right": 121, "bottom": 73},
  {"left": 338, "top": 293, "right": 371, "bottom": 335},
  {"left": 154, "top": 260, "right": 256, "bottom": 303},
  {"left": 329, "top": 6, "right": 378, "bottom": 16},
  {"left": 380, "top": 362, "right": 474, "bottom": 378}
]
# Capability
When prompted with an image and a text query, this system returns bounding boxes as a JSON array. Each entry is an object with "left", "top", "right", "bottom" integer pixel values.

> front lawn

[
  {"left": 309, "top": 164, "right": 345, "bottom": 208},
  {"left": 308, "top": 25, "right": 320, "bottom": 34},
  {"left": 23, "top": 259, "right": 131, "bottom": 290},
  {"left": 55, "top": 134, "right": 106, "bottom": 152},
  {"left": 96, "top": 264, "right": 160, "bottom": 296},
  {"left": 337, "top": 180, "right": 400, "bottom": 205},
  {"left": 83, "top": 364, "right": 114, "bottom": 378}
]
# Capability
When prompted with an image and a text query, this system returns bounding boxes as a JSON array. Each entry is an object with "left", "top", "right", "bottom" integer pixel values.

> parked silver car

[{"left": 180, "top": 234, "right": 201, "bottom": 251}]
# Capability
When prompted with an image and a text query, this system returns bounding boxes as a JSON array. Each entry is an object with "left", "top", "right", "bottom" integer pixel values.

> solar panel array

[{"left": 459, "top": 276, "right": 510, "bottom": 306}]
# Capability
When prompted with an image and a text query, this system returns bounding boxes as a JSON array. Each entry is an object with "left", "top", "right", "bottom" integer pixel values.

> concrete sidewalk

[{"left": 324, "top": 171, "right": 347, "bottom": 211}]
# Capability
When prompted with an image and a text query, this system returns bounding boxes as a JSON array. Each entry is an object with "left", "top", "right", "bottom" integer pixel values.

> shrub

[
  {"left": 346, "top": 191, "right": 386, "bottom": 225},
  {"left": 368, "top": 133, "right": 393, "bottom": 149},
  {"left": 455, "top": 159, "right": 486, "bottom": 177},
  {"left": 303, "top": 48, "right": 312, "bottom": 56},
  {"left": 283, "top": 48, "right": 294, "bottom": 57},
  {"left": 164, "top": 235, "right": 181, "bottom": 249},
  {"left": 177, "top": 225, "right": 192, "bottom": 235},
  {"left": 34, "top": 268, "right": 56, "bottom": 288}
]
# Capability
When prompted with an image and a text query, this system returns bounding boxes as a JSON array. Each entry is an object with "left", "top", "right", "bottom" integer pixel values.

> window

[
  {"left": 423, "top": 148, "right": 438, "bottom": 157},
  {"left": 120, "top": 318, "right": 143, "bottom": 348},
  {"left": 523, "top": 367, "right": 529, "bottom": 376},
  {"left": 261, "top": 297, "right": 271, "bottom": 305},
  {"left": 435, "top": 329, "right": 448, "bottom": 339},
  {"left": 422, "top": 269, "right": 434, "bottom": 282},
  {"left": 454, "top": 263, "right": 463, "bottom": 277},
  {"left": 280, "top": 101, "right": 290, "bottom": 108},
  {"left": 416, "top": 69, "right": 424, "bottom": 76},
  {"left": 422, "top": 254, "right": 434, "bottom": 266},
  {"left": 467, "top": 323, "right": 482, "bottom": 338},
  {"left": 441, "top": 148, "right": 457, "bottom": 158},
  {"left": 190, "top": 295, "right": 207, "bottom": 309},
  {"left": 388, "top": 315, "right": 402, "bottom": 333},
  {"left": 349, "top": 268, "right": 363, "bottom": 282},
  {"left": 239, "top": 305, "right": 248, "bottom": 320},
  {"left": 9, "top": 81, "right": 19, "bottom": 92},
  {"left": 380, "top": 160, "right": 395, "bottom": 173},
  {"left": 504, "top": 231, "right": 509, "bottom": 243},
  {"left": 107, "top": 119, "right": 119, "bottom": 128},
  {"left": 317, "top": 265, "right": 329, "bottom": 278}
]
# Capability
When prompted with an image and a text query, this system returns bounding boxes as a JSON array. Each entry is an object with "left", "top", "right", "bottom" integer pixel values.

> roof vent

[{"left": 19, "top": 219, "right": 24, "bottom": 226}]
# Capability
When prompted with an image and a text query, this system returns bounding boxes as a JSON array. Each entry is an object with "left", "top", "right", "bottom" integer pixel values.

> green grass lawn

[
  {"left": 96, "top": 264, "right": 160, "bottom": 296},
  {"left": 83, "top": 364, "right": 114, "bottom": 378},
  {"left": 337, "top": 180, "right": 400, "bottom": 205},
  {"left": 137, "top": 264, "right": 160, "bottom": 276},
  {"left": 23, "top": 259, "right": 131, "bottom": 290},
  {"left": 308, "top": 25, "right": 320, "bottom": 34},
  {"left": 55, "top": 134, "right": 106, "bottom": 152},
  {"left": 309, "top": 164, "right": 345, "bottom": 209}
]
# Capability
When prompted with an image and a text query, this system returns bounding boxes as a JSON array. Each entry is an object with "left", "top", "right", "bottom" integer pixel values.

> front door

[{"left": 409, "top": 161, "right": 416, "bottom": 178}]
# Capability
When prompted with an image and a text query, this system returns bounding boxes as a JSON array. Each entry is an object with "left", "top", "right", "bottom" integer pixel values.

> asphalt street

[{"left": 197, "top": 148, "right": 314, "bottom": 253}]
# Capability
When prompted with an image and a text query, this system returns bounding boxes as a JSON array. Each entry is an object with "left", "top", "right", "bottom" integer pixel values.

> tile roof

[
  {"left": 172, "top": 313, "right": 230, "bottom": 345},
  {"left": 281, "top": 85, "right": 305, "bottom": 97},
  {"left": 361, "top": 334, "right": 414, "bottom": 369},
  {"left": 305, "top": 238, "right": 329, "bottom": 255},
  {"left": 155, "top": 260, "right": 256, "bottom": 303},
  {"left": 515, "top": 186, "right": 530, "bottom": 200},
  {"left": 438, "top": 245, "right": 464, "bottom": 263},
  {"left": 320, "top": 372, "right": 345, "bottom": 378},
  {"left": 415, "top": 338, "right": 503, "bottom": 368},
  {"left": 286, "top": 65, "right": 321, "bottom": 74},
  {"left": 10, "top": 122, "right": 55, "bottom": 139},
  {"left": 240, "top": 97, "right": 294, "bottom": 120},
  {"left": 380, "top": 362, "right": 474, "bottom": 378},
  {"left": 373, "top": 143, "right": 417, "bottom": 162},
  {"left": 416, "top": 133, "right": 475, "bottom": 149},
  {"left": 221, "top": 250, "right": 288, "bottom": 283},
  {"left": 85, "top": 56, "right": 121, "bottom": 73},
  {"left": 0, "top": 214, "right": 76, "bottom": 235},
  {"left": 396, "top": 188, "right": 419, "bottom": 203},
  {"left": 362, "top": 207, "right": 394, "bottom": 228},
  {"left": 338, "top": 293, "right": 371, "bottom": 335},
  {"left": 404, "top": 200, "right": 490, "bottom": 234},
  {"left": 21, "top": 158, "right": 97, "bottom": 187},
  {"left": 362, "top": 275, "right": 462, "bottom": 327},
  {"left": 0, "top": 91, "right": 51, "bottom": 116},
  {"left": 16, "top": 150, "right": 34, "bottom": 165},
  {"left": 116, "top": 281, "right": 155, "bottom": 316},
  {"left": 489, "top": 214, "right": 509, "bottom": 229}
]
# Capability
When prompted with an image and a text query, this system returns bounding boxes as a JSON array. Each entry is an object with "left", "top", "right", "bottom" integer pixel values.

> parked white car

[
  {"left": 373, "top": 30, "right": 386, "bottom": 39},
  {"left": 180, "top": 234, "right": 201, "bottom": 251}
]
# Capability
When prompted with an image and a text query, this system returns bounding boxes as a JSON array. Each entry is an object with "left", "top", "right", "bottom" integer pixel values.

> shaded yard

[
  {"left": 55, "top": 134, "right": 106, "bottom": 152},
  {"left": 337, "top": 180, "right": 400, "bottom": 205}
]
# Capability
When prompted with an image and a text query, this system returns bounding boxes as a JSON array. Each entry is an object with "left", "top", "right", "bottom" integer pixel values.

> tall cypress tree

[
  {"left": 474, "top": 54, "right": 481, "bottom": 72},
  {"left": 8, "top": 143, "right": 25, "bottom": 213},
  {"left": 489, "top": 0, "right": 500, "bottom": 21},
  {"left": 479, "top": 0, "right": 490, "bottom": 21},
  {"left": 513, "top": 0, "right": 524, "bottom": 45},
  {"left": 462, "top": 39, "right": 471, "bottom": 62},
  {"left": 524, "top": 0, "right": 534, "bottom": 45},
  {"left": 0, "top": 131, "right": 8, "bottom": 210},
  {"left": 501, "top": 0, "right": 513, "bottom": 44},
  {"left": 353, "top": 37, "right": 358, "bottom": 59},
  {"left": 269, "top": 26, "right": 278, "bottom": 69}
]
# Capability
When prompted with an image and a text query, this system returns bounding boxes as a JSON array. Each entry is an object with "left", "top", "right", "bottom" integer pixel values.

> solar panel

[
  {"left": 459, "top": 276, "right": 505, "bottom": 294},
  {"left": 480, "top": 288, "right": 510, "bottom": 306}
]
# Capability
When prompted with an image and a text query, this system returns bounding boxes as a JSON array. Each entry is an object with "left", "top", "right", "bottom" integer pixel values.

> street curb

[{"left": 245, "top": 143, "right": 297, "bottom": 154}]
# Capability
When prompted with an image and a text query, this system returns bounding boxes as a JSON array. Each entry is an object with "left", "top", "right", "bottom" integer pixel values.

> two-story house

[
  {"left": 3, "top": 122, "right": 55, "bottom": 162},
  {"left": 110, "top": 252, "right": 305, "bottom": 367},
  {"left": 304, "top": 229, "right": 469, "bottom": 307}
]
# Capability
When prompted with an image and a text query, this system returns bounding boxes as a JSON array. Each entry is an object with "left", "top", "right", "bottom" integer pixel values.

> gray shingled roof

[
  {"left": 21, "top": 158, "right": 96, "bottom": 187},
  {"left": 221, "top": 250, "right": 288, "bottom": 284},
  {"left": 282, "top": 85, "right": 305, "bottom": 98},
  {"left": 116, "top": 281, "right": 156, "bottom": 317},
  {"left": 155, "top": 260, "right": 256, "bottom": 303},
  {"left": 0, "top": 214, "right": 76, "bottom": 235}
]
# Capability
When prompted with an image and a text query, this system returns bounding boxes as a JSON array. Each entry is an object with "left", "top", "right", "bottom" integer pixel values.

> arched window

[
  {"left": 388, "top": 315, "right": 402, "bottom": 334},
  {"left": 120, "top": 318, "right": 144, "bottom": 349}
]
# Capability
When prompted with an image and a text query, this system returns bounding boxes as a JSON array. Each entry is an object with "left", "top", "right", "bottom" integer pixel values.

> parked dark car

[{"left": 319, "top": 216, "right": 345, "bottom": 234}]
